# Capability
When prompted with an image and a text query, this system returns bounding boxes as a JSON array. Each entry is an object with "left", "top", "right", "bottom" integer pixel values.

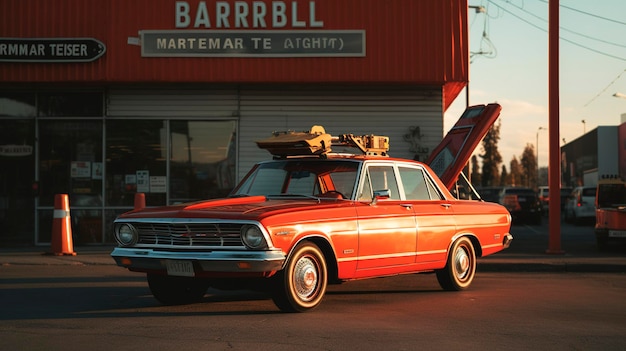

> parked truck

[{"left": 595, "top": 175, "right": 626, "bottom": 249}]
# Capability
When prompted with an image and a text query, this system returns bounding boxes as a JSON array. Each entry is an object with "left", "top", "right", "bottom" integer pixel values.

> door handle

[
  {"left": 441, "top": 203, "right": 451, "bottom": 209},
  {"left": 400, "top": 204, "right": 413, "bottom": 210}
]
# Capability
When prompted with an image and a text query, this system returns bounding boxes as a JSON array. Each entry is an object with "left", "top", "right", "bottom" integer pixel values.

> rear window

[
  {"left": 582, "top": 188, "right": 597, "bottom": 197},
  {"left": 597, "top": 184, "right": 626, "bottom": 208}
]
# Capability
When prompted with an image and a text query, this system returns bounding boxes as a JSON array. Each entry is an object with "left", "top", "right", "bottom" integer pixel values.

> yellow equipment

[{"left": 256, "top": 125, "right": 389, "bottom": 158}]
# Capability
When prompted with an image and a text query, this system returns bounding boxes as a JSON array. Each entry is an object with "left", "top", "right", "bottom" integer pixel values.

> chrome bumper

[{"left": 111, "top": 247, "right": 286, "bottom": 273}]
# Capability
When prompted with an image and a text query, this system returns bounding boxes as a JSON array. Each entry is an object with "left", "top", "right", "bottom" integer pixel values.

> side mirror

[
  {"left": 371, "top": 189, "right": 391, "bottom": 205},
  {"left": 373, "top": 189, "right": 391, "bottom": 199}
]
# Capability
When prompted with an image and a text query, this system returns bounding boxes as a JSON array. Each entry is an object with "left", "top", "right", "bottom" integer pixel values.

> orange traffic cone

[
  {"left": 49, "top": 194, "right": 76, "bottom": 256},
  {"left": 134, "top": 192, "right": 145, "bottom": 210}
]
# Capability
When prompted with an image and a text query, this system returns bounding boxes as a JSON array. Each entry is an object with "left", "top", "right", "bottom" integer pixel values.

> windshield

[{"left": 231, "top": 160, "right": 360, "bottom": 199}]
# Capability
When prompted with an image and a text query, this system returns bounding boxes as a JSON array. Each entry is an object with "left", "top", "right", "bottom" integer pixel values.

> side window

[
  {"left": 399, "top": 167, "right": 431, "bottom": 200},
  {"left": 366, "top": 165, "right": 400, "bottom": 200},
  {"left": 359, "top": 172, "right": 373, "bottom": 201},
  {"left": 425, "top": 176, "right": 443, "bottom": 200}
]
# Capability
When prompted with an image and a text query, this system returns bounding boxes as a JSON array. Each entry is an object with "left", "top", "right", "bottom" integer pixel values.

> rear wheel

[
  {"left": 436, "top": 237, "right": 476, "bottom": 291},
  {"left": 272, "top": 242, "right": 328, "bottom": 312},
  {"left": 147, "top": 274, "right": 210, "bottom": 305}
]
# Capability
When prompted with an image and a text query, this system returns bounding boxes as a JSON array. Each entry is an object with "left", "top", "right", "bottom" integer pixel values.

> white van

[{"left": 564, "top": 186, "right": 597, "bottom": 224}]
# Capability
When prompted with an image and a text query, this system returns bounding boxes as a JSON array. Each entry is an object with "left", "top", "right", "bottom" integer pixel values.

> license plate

[
  {"left": 165, "top": 260, "right": 195, "bottom": 277},
  {"left": 609, "top": 230, "right": 626, "bottom": 238}
]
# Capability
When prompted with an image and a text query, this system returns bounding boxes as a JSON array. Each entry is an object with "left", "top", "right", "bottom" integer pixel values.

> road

[{"left": 1, "top": 221, "right": 625, "bottom": 351}]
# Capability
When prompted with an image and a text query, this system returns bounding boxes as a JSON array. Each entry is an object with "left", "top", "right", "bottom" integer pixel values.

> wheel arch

[
  {"left": 288, "top": 235, "right": 340, "bottom": 284},
  {"left": 451, "top": 233, "right": 483, "bottom": 258}
]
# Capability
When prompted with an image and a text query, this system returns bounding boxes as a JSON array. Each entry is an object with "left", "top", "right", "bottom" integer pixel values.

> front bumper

[{"left": 111, "top": 247, "right": 286, "bottom": 274}]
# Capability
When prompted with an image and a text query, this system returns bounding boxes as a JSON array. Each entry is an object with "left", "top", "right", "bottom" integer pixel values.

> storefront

[{"left": 0, "top": 0, "right": 469, "bottom": 245}]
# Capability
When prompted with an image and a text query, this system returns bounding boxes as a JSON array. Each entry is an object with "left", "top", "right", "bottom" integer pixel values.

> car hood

[
  {"left": 426, "top": 103, "right": 502, "bottom": 190},
  {"left": 117, "top": 195, "right": 352, "bottom": 221}
]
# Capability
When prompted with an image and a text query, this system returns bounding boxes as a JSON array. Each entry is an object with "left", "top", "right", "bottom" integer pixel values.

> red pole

[{"left": 547, "top": 0, "right": 564, "bottom": 254}]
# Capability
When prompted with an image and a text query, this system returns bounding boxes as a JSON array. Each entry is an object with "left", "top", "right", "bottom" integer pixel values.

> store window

[
  {"left": 170, "top": 120, "right": 236, "bottom": 202},
  {"left": 0, "top": 92, "right": 36, "bottom": 117},
  {"left": 0, "top": 118, "right": 35, "bottom": 245},
  {"left": 38, "top": 92, "right": 103, "bottom": 117},
  {"left": 106, "top": 120, "right": 168, "bottom": 207}
]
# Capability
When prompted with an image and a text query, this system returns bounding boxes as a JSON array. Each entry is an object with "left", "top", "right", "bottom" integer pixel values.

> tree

[
  {"left": 470, "top": 155, "right": 482, "bottom": 186},
  {"left": 520, "top": 143, "right": 537, "bottom": 188},
  {"left": 509, "top": 156, "right": 522, "bottom": 186},
  {"left": 500, "top": 165, "right": 508, "bottom": 186},
  {"left": 480, "top": 120, "right": 502, "bottom": 186}
]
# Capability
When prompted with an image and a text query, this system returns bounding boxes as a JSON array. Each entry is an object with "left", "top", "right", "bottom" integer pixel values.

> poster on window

[
  {"left": 136, "top": 170, "right": 149, "bottom": 193},
  {"left": 71, "top": 161, "right": 91, "bottom": 178},
  {"left": 150, "top": 176, "right": 166, "bottom": 193},
  {"left": 92, "top": 162, "right": 103, "bottom": 180}
]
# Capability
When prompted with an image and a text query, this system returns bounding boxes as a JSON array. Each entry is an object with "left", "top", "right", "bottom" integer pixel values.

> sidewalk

[
  {"left": 478, "top": 224, "right": 626, "bottom": 272},
  {"left": 0, "top": 246, "right": 116, "bottom": 266},
  {"left": 1, "top": 228, "right": 625, "bottom": 272}
]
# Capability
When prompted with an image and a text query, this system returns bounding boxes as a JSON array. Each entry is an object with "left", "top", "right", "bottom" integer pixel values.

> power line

[
  {"left": 538, "top": 0, "right": 626, "bottom": 26},
  {"left": 583, "top": 69, "right": 626, "bottom": 107},
  {"left": 486, "top": 0, "right": 626, "bottom": 62},
  {"left": 499, "top": 0, "right": 626, "bottom": 48}
]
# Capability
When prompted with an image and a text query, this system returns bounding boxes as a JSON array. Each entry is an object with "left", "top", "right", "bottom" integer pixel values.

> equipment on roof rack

[{"left": 256, "top": 125, "right": 389, "bottom": 158}]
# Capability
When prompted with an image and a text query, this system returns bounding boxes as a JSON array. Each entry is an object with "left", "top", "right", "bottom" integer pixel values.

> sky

[{"left": 444, "top": 0, "right": 626, "bottom": 168}]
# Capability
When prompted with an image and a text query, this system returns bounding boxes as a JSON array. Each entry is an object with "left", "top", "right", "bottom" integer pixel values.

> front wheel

[
  {"left": 147, "top": 274, "right": 210, "bottom": 305},
  {"left": 436, "top": 237, "right": 476, "bottom": 291},
  {"left": 272, "top": 242, "right": 328, "bottom": 312}
]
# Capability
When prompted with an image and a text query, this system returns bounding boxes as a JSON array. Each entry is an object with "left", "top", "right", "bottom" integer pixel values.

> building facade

[
  {"left": 560, "top": 124, "right": 626, "bottom": 188},
  {"left": 0, "top": 0, "right": 469, "bottom": 245}
]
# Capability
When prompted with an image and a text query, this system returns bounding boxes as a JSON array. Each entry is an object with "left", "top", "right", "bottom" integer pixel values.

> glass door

[{"left": 38, "top": 120, "right": 103, "bottom": 244}]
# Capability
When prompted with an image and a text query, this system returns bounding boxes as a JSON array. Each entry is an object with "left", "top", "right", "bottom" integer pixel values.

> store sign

[
  {"left": 0, "top": 144, "right": 33, "bottom": 157},
  {"left": 0, "top": 38, "right": 106, "bottom": 62},
  {"left": 174, "top": 1, "right": 324, "bottom": 29},
  {"left": 140, "top": 30, "right": 365, "bottom": 57},
  {"left": 131, "top": 1, "right": 365, "bottom": 57}
]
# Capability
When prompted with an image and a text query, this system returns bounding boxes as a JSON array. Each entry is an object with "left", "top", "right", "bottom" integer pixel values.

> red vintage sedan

[{"left": 111, "top": 105, "right": 512, "bottom": 312}]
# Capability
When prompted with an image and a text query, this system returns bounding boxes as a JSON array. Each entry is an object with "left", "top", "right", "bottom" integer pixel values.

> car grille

[{"left": 133, "top": 222, "right": 245, "bottom": 248}]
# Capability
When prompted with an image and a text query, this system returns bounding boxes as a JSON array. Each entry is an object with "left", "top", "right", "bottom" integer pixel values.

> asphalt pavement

[{"left": 1, "top": 222, "right": 625, "bottom": 273}]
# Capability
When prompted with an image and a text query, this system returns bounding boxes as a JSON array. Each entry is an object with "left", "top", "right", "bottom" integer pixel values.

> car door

[
  {"left": 398, "top": 165, "right": 456, "bottom": 265},
  {"left": 355, "top": 163, "right": 417, "bottom": 271}
]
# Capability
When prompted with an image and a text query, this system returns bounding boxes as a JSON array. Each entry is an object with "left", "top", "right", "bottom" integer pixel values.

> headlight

[
  {"left": 115, "top": 223, "right": 137, "bottom": 246},
  {"left": 241, "top": 225, "right": 267, "bottom": 249}
]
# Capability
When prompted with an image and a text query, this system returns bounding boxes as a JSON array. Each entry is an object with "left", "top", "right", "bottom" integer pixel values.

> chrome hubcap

[
  {"left": 454, "top": 247, "right": 470, "bottom": 280},
  {"left": 294, "top": 257, "right": 318, "bottom": 301}
]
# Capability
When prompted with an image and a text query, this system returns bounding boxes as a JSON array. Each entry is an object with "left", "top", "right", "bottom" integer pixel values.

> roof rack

[{"left": 256, "top": 125, "right": 389, "bottom": 158}]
